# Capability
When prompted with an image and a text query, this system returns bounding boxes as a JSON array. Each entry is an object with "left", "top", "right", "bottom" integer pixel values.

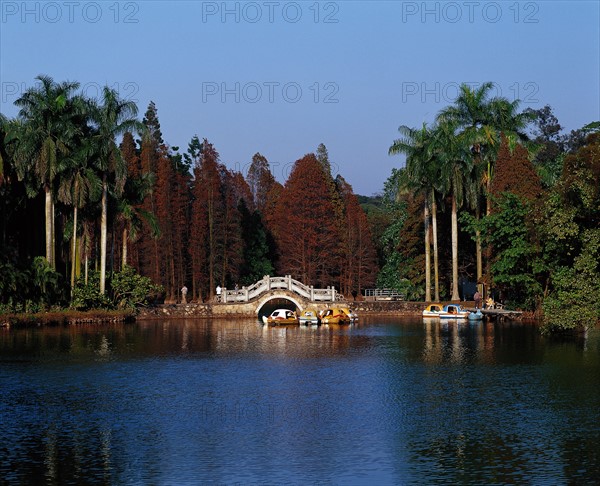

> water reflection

[
  {"left": 1, "top": 318, "right": 599, "bottom": 484},
  {"left": 422, "top": 320, "right": 499, "bottom": 365}
]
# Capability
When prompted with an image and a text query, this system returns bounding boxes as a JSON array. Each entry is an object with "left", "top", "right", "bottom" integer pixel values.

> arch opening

[{"left": 256, "top": 296, "right": 303, "bottom": 320}]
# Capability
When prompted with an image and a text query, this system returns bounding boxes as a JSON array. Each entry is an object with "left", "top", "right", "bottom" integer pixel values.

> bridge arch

[{"left": 255, "top": 292, "right": 307, "bottom": 316}]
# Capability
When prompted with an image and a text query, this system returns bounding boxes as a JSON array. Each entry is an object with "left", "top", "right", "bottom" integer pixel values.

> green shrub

[
  {"left": 71, "top": 272, "right": 112, "bottom": 310},
  {"left": 110, "top": 265, "right": 162, "bottom": 310}
]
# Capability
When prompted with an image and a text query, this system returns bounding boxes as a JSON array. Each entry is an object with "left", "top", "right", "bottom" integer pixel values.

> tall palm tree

[
  {"left": 437, "top": 82, "right": 533, "bottom": 289},
  {"left": 56, "top": 139, "right": 101, "bottom": 295},
  {"left": 116, "top": 171, "right": 159, "bottom": 270},
  {"left": 389, "top": 124, "right": 443, "bottom": 301},
  {"left": 431, "top": 121, "right": 477, "bottom": 301},
  {"left": 12, "top": 75, "right": 81, "bottom": 268},
  {"left": 89, "top": 87, "right": 142, "bottom": 294}
]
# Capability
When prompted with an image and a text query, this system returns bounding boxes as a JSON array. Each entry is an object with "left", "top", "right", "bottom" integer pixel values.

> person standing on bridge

[{"left": 216, "top": 285, "right": 222, "bottom": 302}]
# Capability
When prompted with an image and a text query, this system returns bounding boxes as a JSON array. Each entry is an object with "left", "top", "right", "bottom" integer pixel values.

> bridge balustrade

[{"left": 220, "top": 275, "right": 337, "bottom": 303}]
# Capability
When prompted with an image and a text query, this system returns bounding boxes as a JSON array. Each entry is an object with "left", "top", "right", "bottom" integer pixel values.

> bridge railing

[
  {"left": 363, "top": 288, "right": 405, "bottom": 301},
  {"left": 221, "top": 275, "right": 338, "bottom": 303}
]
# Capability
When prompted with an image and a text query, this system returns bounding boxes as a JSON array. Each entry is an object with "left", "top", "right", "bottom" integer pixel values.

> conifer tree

[
  {"left": 189, "top": 140, "right": 223, "bottom": 299},
  {"left": 336, "top": 175, "right": 378, "bottom": 295},
  {"left": 272, "top": 154, "right": 339, "bottom": 286},
  {"left": 136, "top": 102, "right": 162, "bottom": 283},
  {"left": 247, "top": 152, "right": 276, "bottom": 213}
]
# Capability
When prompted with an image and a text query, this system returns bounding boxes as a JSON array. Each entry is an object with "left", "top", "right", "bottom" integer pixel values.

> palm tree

[
  {"left": 431, "top": 121, "right": 477, "bottom": 301},
  {"left": 116, "top": 171, "right": 159, "bottom": 270},
  {"left": 56, "top": 138, "right": 101, "bottom": 295},
  {"left": 389, "top": 124, "right": 442, "bottom": 301},
  {"left": 89, "top": 87, "right": 142, "bottom": 294},
  {"left": 437, "top": 82, "right": 533, "bottom": 289},
  {"left": 12, "top": 75, "right": 82, "bottom": 268}
]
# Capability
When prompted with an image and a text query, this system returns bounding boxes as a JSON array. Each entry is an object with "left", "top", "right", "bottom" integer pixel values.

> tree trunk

[
  {"left": 70, "top": 204, "right": 78, "bottom": 296},
  {"left": 122, "top": 227, "right": 128, "bottom": 270},
  {"left": 208, "top": 192, "right": 215, "bottom": 298},
  {"left": 100, "top": 175, "right": 108, "bottom": 294},
  {"left": 75, "top": 239, "right": 81, "bottom": 279},
  {"left": 475, "top": 202, "right": 482, "bottom": 286},
  {"left": 485, "top": 172, "right": 492, "bottom": 298},
  {"left": 431, "top": 193, "right": 439, "bottom": 302},
  {"left": 451, "top": 195, "right": 460, "bottom": 301},
  {"left": 45, "top": 187, "right": 53, "bottom": 267},
  {"left": 424, "top": 197, "right": 431, "bottom": 302},
  {"left": 51, "top": 197, "right": 56, "bottom": 269}
]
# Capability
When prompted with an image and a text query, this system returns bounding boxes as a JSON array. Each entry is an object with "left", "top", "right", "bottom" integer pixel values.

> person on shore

[
  {"left": 474, "top": 291, "right": 481, "bottom": 309},
  {"left": 181, "top": 285, "right": 188, "bottom": 304},
  {"left": 216, "top": 285, "right": 222, "bottom": 302}
]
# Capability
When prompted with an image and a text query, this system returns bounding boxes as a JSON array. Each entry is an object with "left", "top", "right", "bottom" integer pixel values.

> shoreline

[
  {"left": 1, "top": 301, "right": 540, "bottom": 328},
  {"left": 0, "top": 310, "right": 135, "bottom": 329}
]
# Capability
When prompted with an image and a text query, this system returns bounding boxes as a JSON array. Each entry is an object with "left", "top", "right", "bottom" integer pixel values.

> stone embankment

[{"left": 137, "top": 300, "right": 430, "bottom": 319}]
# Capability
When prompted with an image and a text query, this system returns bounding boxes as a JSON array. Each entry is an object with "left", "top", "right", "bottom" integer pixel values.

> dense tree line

[
  {"left": 1, "top": 76, "right": 597, "bottom": 332},
  {"left": 0, "top": 75, "right": 377, "bottom": 311},
  {"left": 377, "top": 82, "right": 599, "bottom": 331}
]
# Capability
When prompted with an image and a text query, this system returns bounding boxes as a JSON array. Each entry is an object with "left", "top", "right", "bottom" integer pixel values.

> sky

[{"left": 1, "top": 0, "right": 599, "bottom": 196}]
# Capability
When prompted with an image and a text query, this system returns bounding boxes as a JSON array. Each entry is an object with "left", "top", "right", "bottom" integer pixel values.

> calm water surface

[{"left": 1, "top": 317, "right": 599, "bottom": 485}]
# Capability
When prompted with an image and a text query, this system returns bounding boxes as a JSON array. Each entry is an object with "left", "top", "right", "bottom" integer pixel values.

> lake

[{"left": 1, "top": 317, "right": 599, "bottom": 485}]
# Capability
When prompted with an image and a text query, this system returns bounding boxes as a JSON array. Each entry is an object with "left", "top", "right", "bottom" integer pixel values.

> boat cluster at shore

[
  {"left": 422, "top": 303, "right": 484, "bottom": 321},
  {"left": 262, "top": 307, "right": 358, "bottom": 326}
]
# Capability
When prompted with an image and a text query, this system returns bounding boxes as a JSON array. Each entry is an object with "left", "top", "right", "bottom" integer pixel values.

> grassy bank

[{"left": 0, "top": 309, "right": 136, "bottom": 328}]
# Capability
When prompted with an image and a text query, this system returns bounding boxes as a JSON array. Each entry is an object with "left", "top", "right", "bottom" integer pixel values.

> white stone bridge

[
  {"left": 140, "top": 276, "right": 346, "bottom": 319},
  {"left": 219, "top": 275, "right": 344, "bottom": 316}
]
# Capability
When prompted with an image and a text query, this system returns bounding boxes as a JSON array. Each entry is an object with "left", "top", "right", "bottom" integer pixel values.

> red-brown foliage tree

[
  {"left": 170, "top": 159, "right": 192, "bottom": 300},
  {"left": 189, "top": 140, "right": 226, "bottom": 299},
  {"left": 272, "top": 153, "right": 340, "bottom": 287},
  {"left": 230, "top": 171, "right": 254, "bottom": 213},
  {"left": 336, "top": 175, "right": 378, "bottom": 296},
  {"left": 154, "top": 144, "right": 176, "bottom": 299},
  {"left": 491, "top": 135, "right": 542, "bottom": 205},
  {"left": 247, "top": 152, "right": 276, "bottom": 213},
  {"left": 218, "top": 168, "right": 244, "bottom": 290},
  {"left": 134, "top": 102, "right": 162, "bottom": 283}
]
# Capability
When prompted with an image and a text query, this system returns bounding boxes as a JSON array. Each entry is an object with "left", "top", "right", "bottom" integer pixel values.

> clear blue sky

[{"left": 1, "top": 1, "right": 599, "bottom": 195}]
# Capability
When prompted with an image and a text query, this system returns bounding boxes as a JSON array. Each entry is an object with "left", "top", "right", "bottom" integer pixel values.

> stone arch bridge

[
  {"left": 140, "top": 276, "right": 348, "bottom": 320},
  {"left": 218, "top": 275, "right": 344, "bottom": 316}
]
